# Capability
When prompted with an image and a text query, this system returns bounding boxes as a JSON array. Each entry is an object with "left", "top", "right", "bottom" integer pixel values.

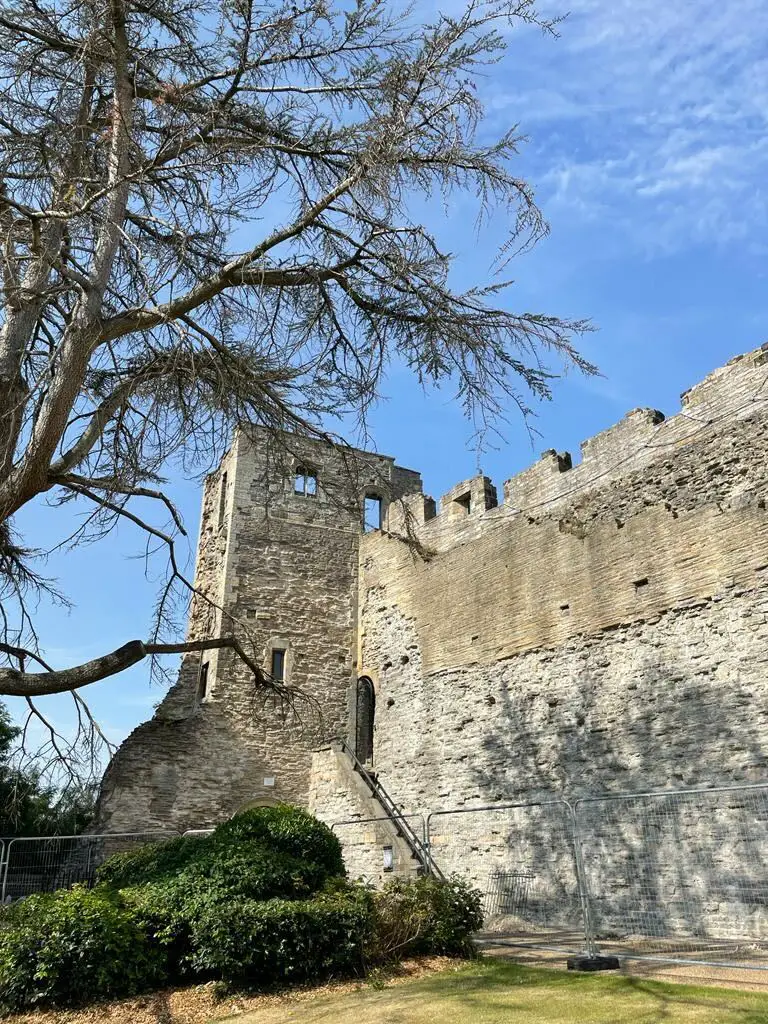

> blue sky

[{"left": 6, "top": 0, "right": 768, "bottom": 756}]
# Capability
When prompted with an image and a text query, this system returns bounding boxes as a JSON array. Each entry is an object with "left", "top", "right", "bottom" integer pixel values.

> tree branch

[{"left": 0, "top": 636, "right": 272, "bottom": 697}]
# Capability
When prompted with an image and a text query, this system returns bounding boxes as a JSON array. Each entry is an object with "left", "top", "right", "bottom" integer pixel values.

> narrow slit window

[
  {"left": 294, "top": 466, "right": 317, "bottom": 497},
  {"left": 198, "top": 662, "right": 210, "bottom": 702},
  {"left": 364, "top": 495, "right": 383, "bottom": 532},
  {"left": 217, "top": 471, "right": 228, "bottom": 529},
  {"left": 270, "top": 648, "right": 286, "bottom": 682}
]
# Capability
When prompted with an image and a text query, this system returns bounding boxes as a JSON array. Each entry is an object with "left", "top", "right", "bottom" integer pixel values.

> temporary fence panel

[
  {"left": 427, "top": 801, "right": 588, "bottom": 954},
  {"left": 332, "top": 814, "right": 427, "bottom": 884},
  {"left": 1, "top": 831, "right": 178, "bottom": 902},
  {"left": 576, "top": 784, "right": 768, "bottom": 969}
]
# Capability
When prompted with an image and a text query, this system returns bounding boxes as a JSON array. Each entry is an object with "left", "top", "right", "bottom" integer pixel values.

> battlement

[{"left": 383, "top": 343, "right": 768, "bottom": 550}]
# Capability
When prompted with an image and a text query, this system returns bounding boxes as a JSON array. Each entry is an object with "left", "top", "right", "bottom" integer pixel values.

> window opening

[
  {"left": 454, "top": 492, "right": 472, "bottom": 515},
  {"left": 356, "top": 676, "right": 375, "bottom": 764},
  {"left": 217, "top": 471, "right": 228, "bottom": 529},
  {"left": 198, "top": 662, "right": 210, "bottom": 702},
  {"left": 364, "top": 495, "right": 383, "bottom": 532},
  {"left": 270, "top": 648, "right": 287, "bottom": 682},
  {"left": 294, "top": 466, "right": 318, "bottom": 497}
]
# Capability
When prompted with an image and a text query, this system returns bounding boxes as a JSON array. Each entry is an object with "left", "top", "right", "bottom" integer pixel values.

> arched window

[{"left": 356, "top": 676, "right": 375, "bottom": 764}]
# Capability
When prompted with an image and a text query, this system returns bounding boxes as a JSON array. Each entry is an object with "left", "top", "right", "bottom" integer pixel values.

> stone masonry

[{"left": 100, "top": 345, "right": 768, "bottom": 934}]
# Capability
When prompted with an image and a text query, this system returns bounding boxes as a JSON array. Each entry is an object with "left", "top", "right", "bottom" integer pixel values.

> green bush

[
  {"left": 98, "top": 805, "right": 343, "bottom": 898},
  {"left": 211, "top": 805, "right": 345, "bottom": 878},
  {"left": 0, "top": 807, "right": 480, "bottom": 1014},
  {"left": 187, "top": 883, "right": 373, "bottom": 984},
  {"left": 370, "top": 875, "right": 483, "bottom": 961},
  {"left": 0, "top": 885, "right": 167, "bottom": 1013},
  {"left": 96, "top": 833, "right": 206, "bottom": 888}
]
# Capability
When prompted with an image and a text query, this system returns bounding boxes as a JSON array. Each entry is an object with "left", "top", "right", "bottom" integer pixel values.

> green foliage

[
  {"left": 96, "top": 834, "right": 208, "bottom": 887},
  {"left": 0, "top": 700, "right": 96, "bottom": 838},
  {"left": 0, "top": 885, "right": 166, "bottom": 1013},
  {"left": 187, "top": 884, "right": 373, "bottom": 984},
  {"left": 0, "top": 807, "right": 480, "bottom": 1013},
  {"left": 109, "top": 808, "right": 350, "bottom": 983},
  {"left": 98, "top": 806, "right": 342, "bottom": 901},
  {"left": 370, "top": 876, "right": 483, "bottom": 961},
  {"left": 213, "top": 805, "right": 345, "bottom": 878}
]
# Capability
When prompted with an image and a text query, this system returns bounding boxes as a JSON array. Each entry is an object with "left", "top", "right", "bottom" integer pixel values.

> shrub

[
  {"left": 0, "top": 885, "right": 167, "bottom": 1013},
  {"left": 212, "top": 805, "right": 345, "bottom": 878},
  {"left": 370, "top": 875, "right": 483, "bottom": 961},
  {"left": 187, "top": 883, "right": 373, "bottom": 984},
  {"left": 0, "top": 809, "right": 481, "bottom": 1013},
  {"left": 98, "top": 805, "right": 344, "bottom": 897},
  {"left": 96, "top": 834, "right": 206, "bottom": 888}
]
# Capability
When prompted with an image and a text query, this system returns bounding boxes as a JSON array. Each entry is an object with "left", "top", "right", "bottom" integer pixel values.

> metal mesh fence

[
  {"left": 332, "top": 814, "right": 427, "bottom": 883},
  {"left": 575, "top": 785, "right": 768, "bottom": 968},
  {"left": 4, "top": 783, "right": 768, "bottom": 973},
  {"left": 1, "top": 831, "right": 179, "bottom": 902},
  {"left": 427, "top": 801, "right": 587, "bottom": 954}
]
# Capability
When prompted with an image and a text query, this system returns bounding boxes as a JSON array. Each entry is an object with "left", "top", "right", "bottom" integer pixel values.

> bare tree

[{"left": 0, "top": 0, "right": 594, "bottom": 716}]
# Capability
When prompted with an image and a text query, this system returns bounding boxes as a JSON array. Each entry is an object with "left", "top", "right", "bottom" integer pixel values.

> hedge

[
  {"left": 370, "top": 875, "right": 484, "bottom": 960},
  {"left": 187, "top": 885, "right": 373, "bottom": 983},
  {"left": 0, "top": 805, "right": 482, "bottom": 1013},
  {"left": 0, "top": 885, "right": 166, "bottom": 1013}
]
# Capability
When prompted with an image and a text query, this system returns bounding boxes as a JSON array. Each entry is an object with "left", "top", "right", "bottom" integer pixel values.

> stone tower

[{"left": 97, "top": 428, "right": 422, "bottom": 833}]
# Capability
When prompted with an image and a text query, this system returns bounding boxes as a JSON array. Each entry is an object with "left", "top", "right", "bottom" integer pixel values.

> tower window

[
  {"left": 198, "top": 661, "right": 210, "bottom": 702},
  {"left": 356, "top": 676, "right": 375, "bottom": 764},
  {"left": 217, "top": 471, "right": 228, "bottom": 529},
  {"left": 364, "top": 495, "right": 383, "bottom": 532},
  {"left": 454, "top": 491, "right": 472, "bottom": 515},
  {"left": 294, "top": 466, "right": 318, "bottom": 497},
  {"left": 270, "top": 648, "right": 287, "bottom": 682}
]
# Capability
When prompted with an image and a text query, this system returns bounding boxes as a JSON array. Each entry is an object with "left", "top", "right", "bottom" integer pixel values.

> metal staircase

[{"left": 337, "top": 738, "right": 444, "bottom": 880}]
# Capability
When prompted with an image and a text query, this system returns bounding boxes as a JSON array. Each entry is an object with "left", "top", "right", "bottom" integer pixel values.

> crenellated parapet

[{"left": 386, "top": 343, "right": 768, "bottom": 551}]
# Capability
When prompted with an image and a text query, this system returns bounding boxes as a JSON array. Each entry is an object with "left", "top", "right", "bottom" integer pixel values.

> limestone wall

[
  {"left": 308, "top": 746, "right": 422, "bottom": 885},
  {"left": 353, "top": 345, "right": 768, "bottom": 933},
  {"left": 97, "top": 430, "right": 423, "bottom": 833}
]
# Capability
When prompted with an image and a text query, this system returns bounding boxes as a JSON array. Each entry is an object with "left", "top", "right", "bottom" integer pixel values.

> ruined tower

[{"left": 98, "top": 429, "right": 422, "bottom": 832}]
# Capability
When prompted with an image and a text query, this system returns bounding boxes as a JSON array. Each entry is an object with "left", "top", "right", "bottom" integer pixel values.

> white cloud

[{"left": 479, "top": 0, "right": 768, "bottom": 253}]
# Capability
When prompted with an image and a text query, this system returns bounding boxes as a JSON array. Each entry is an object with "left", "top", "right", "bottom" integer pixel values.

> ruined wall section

[
  {"left": 358, "top": 345, "right": 768, "bottom": 825},
  {"left": 99, "top": 430, "right": 422, "bottom": 834},
  {"left": 308, "top": 745, "right": 422, "bottom": 884}
]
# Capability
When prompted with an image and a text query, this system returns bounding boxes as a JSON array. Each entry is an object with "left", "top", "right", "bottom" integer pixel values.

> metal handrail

[{"left": 336, "top": 738, "right": 444, "bottom": 879}]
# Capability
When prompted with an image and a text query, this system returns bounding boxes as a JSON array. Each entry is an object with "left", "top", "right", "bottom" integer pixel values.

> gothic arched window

[{"left": 356, "top": 676, "right": 375, "bottom": 764}]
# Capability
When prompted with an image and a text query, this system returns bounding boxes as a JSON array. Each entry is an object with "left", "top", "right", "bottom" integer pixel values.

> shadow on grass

[{"left": 400, "top": 961, "right": 768, "bottom": 1024}]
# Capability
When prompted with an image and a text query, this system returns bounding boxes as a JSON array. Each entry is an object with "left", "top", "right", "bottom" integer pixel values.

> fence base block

[{"left": 567, "top": 955, "right": 620, "bottom": 972}]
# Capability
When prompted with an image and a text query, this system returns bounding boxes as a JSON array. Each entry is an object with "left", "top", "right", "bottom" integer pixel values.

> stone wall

[
  {"left": 361, "top": 345, "right": 768, "bottom": 807},
  {"left": 97, "top": 430, "right": 422, "bottom": 833},
  {"left": 308, "top": 745, "right": 422, "bottom": 885},
  {"left": 350, "top": 345, "right": 768, "bottom": 932}
]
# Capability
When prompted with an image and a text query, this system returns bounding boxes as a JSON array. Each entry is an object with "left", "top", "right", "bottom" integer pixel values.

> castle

[{"left": 99, "top": 344, "right": 768, "bottom": 892}]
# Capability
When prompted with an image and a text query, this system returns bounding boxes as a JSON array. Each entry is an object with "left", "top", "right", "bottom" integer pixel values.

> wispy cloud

[{"left": 481, "top": 0, "right": 768, "bottom": 254}]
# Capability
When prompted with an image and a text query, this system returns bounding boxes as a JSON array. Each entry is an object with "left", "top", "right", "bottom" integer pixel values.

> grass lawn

[{"left": 226, "top": 959, "right": 768, "bottom": 1024}]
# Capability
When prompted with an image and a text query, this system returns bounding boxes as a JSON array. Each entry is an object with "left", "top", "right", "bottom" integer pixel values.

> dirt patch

[{"left": 2, "top": 958, "right": 455, "bottom": 1024}]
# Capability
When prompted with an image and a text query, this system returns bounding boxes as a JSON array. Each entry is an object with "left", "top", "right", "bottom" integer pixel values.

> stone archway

[
  {"left": 235, "top": 796, "right": 280, "bottom": 813},
  {"left": 355, "top": 676, "right": 375, "bottom": 764}
]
